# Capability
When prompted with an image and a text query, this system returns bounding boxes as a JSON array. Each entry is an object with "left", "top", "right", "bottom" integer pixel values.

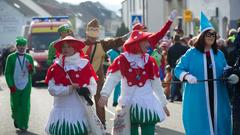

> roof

[{"left": 5, "top": 0, "right": 38, "bottom": 16}]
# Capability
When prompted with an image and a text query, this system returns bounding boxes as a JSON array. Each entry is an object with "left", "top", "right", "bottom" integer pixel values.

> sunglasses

[{"left": 205, "top": 32, "right": 216, "bottom": 38}]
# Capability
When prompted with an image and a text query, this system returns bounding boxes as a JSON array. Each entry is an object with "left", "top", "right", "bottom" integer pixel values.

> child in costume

[
  {"left": 163, "top": 65, "right": 172, "bottom": 98},
  {"left": 45, "top": 36, "right": 98, "bottom": 135},
  {"left": 98, "top": 30, "right": 170, "bottom": 135},
  {"left": 107, "top": 48, "right": 122, "bottom": 107},
  {"left": 5, "top": 37, "right": 34, "bottom": 131}
]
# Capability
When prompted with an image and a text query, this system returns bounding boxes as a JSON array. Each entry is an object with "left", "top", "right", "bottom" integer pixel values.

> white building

[
  {"left": 121, "top": 0, "right": 177, "bottom": 33},
  {"left": 121, "top": 0, "right": 239, "bottom": 38},
  {"left": 186, "top": 0, "right": 230, "bottom": 38},
  {"left": 0, "top": 0, "right": 51, "bottom": 47},
  {"left": 229, "top": 0, "right": 240, "bottom": 31},
  {"left": 121, "top": 0, "right": 144, "bottom": 30}
]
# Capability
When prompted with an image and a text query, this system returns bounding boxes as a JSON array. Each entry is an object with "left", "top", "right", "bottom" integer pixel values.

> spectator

[
  {"left": 0, "top": 45, "right": 16, "bottom": 74},
  {"left": 163, "top": 65, "right": 172, "bottom": 98},
  {"left": 167, "top": 34, "right": 189, "bottom": 102},
  {"left": 159, "top": 42, "right": 170, "bottom": 81}
]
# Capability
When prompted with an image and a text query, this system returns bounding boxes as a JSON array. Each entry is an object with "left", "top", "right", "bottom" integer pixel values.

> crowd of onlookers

[
  {"left": 150, "top": 26, "right": 240, "bottom": 103},
  {"left": 0, "top": 45, "right": 16, "bottom": 75}
]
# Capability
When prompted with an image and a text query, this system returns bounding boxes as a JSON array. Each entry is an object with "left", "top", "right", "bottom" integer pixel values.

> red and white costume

[
  {"left": 45, "top": 36, "right": 98, "bottom": 135},
  {"left": 101, "top": 52, "right": 167, "bottom": 122}
]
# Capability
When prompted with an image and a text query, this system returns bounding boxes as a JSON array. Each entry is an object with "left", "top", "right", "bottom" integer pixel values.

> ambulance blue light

[{"left": 32, "top": 16, "right": 69, "bottom": 22}]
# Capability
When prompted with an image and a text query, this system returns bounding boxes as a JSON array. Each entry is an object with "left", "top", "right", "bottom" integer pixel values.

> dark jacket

[{"left": 167, "top": 43, "right": 189, "bottom": 69}]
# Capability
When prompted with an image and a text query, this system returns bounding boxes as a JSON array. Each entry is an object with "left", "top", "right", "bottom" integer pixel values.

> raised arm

[{"left": 148, "top": 10, "right": 177, "bottom": 48}]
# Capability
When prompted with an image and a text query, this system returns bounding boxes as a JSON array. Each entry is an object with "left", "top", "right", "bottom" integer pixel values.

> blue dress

[{"left": 174, "top": 48, "right": 231, "bottom": 135}]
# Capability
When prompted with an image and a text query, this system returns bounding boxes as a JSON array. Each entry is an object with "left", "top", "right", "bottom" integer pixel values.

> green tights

[{"left": 131, "top": 123, "right": 155, "bottom": 135}]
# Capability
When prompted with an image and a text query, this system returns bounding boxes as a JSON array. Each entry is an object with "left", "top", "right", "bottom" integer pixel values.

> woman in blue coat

[{"left": 174, "top": 12, "right": 231, "bottom": 135}]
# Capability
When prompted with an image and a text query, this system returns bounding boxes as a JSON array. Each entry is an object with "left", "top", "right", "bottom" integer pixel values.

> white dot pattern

[
  {"left": 128, "top": 68, "right": 132, "bottom": 72},
  {"left": 142, "top": 71, "right": 146, "bottom": 75}
]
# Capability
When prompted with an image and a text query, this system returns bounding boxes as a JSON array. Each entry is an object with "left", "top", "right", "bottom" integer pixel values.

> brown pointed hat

[
  {"left": 87, "top": 18, "right": 99, "bottom": 29},
  {"left": 54, "top": 36, "right": 85, "bottom": 54}
]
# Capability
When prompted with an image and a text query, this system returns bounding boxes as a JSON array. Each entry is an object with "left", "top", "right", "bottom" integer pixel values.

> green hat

[
  {"left": 58, "top": 24, "right": 72, "bottom": 33},
  {"left": 16, "top": 36, "right": 27, "bottom": 46}
]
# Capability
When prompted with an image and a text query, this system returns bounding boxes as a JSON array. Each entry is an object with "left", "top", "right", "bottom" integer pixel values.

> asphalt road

[{"left": 0, "top": 76, "right": 184, "bottom": 135}]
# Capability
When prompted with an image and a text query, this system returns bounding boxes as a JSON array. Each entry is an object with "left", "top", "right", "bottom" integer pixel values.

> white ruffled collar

[
  {"left": 55, "top": 52, "right": 89, "bottom": 71},
  {"left": 122, "top": 52, "right": 149, "bottom": 69}
]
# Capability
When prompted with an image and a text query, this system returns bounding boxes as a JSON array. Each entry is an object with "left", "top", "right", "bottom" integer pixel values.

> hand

[
  {"left": 185, "top": 74, "right": 197, "bottom": 84},
  {"left": 26, "top": 61, "right": 33, "bottom": 73},
  {"left": 98, "top": 96, "right": 108, "bottom": 108},
  {"left": 227, "top": 74, "right": 239, "bottom": 84},
  {"left": 169, "top": 9, "right": 177, "bottom": 21},
  {"left": 77, "top": 87, "right": 91, "bottom": 96},
  {"left": 77, "top": 87, "right": 93, "bottom": 106},
  {"left": 163, "top": 106, "right": 170, "bottom": 117},
  {"left": 10, "top": 86, "right": 16, "bottom": 93},
  {"left": 121, "top": 32, "right": 131, "bottom": 41}
]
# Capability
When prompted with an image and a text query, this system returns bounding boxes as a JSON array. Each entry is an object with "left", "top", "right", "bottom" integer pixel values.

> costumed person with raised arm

[
  {"left": 174, "top": 12, "right": 232, "bottom": 135},
  {"left": 98, "top": 29, "right": 170, "bottom": 135},
  {"left": 85, "top": 11, "right": 176, "bottom": 127},
  {"left": 47, "top": 23, "right": 73, "bottom": 65},
  {"left": 5, "top": 37, "right": 34, "bottom": 131},
  {"left": 45, "top": 36, "right": 99, "bottom": 135}
]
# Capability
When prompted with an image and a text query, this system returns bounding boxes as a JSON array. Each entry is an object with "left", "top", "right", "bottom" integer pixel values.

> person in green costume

[
  {"left": 47, "top": 23, "right": 73, "bottom": 65},
  {"left": 5, "top": 36, "right": 35, "bottom": 131}
]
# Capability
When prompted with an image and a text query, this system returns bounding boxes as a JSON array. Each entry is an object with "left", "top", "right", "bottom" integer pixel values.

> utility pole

[{"left": 142, "top": 0, "right": 145, "bottom": 25}]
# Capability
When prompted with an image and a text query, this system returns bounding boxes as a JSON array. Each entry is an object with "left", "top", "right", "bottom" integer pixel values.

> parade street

[{"left": 0, "top": 76, "right": 184, "bottom": 135}]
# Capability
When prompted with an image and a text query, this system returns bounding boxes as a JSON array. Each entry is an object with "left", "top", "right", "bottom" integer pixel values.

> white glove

[
  {"left": 227, "top": 74, "right": 239, "bottom": 84},
  {"left": 169, "top": 9, "right": 177, "bottom": 21},
  {"left": 185, "top": 74, "right": 197, "bottom": 84}
]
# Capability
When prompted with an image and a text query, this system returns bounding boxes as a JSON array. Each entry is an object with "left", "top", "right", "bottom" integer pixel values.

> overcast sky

[{"left": 56, "top": 0, "right": 123, "bottom": 13}]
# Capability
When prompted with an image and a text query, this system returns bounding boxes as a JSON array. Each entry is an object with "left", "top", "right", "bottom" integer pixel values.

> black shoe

[
  {"left": 176, "top": 97, "right": 182, "bottom": 101},
  {"left": 175, "top": 95, "right": 182, "bottom": 101},
  {"left": 112, "top": 102, "right": 118, "bottom": 107},
  {"left": 19, "top": 128, "right": 27, "bottom": 132}
]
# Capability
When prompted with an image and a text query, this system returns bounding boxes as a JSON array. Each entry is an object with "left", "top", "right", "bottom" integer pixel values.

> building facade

[
  {"left": 121, "top": 0, "right": 144, "bottom": 30},
  {"left": 121, "top": 0, "right": 239, "bottom": 38},
  {"left": 0, "top": 0, "right": 50, "bottom": 47},
  {"left": 229, "top": 0, "right": 240, "bottom": 30}
]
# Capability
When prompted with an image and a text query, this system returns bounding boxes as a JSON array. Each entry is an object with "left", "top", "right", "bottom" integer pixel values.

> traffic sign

[
  {"left": 131, "top": 15, "right": 143, "bottom": 27},
  {"left": 183, "top": 9, "right": 192, "bottom": 22}
]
